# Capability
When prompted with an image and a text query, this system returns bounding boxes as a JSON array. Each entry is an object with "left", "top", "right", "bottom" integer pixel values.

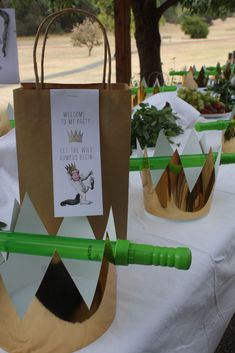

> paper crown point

[{"left": 68, "top": 129, "right": 83, "bottom": 143}]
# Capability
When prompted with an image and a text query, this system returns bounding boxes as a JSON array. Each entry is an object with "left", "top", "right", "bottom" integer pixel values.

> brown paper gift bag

[
  {"left": 1, "top": 9, "right": 130, "bottom": 353},
  {"left": 14, "top": 8, "right": 131, "bottom": 239}
]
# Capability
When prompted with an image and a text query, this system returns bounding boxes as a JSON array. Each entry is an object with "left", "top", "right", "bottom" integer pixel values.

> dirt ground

[{"left": 0, "top": 17, "right": 235, "bottom": 105}]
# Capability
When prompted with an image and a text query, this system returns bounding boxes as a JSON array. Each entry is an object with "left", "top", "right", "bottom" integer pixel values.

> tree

[
  {"left": 181, "top": 15, "right": 209, "bottom": 38},
  {"left": 46, "top": 0, "right": 97, "bottom": 13},
  {"left": 71, "top": 19, "right": 102, "bottom": 56},
  {"left": 45, "top": 0, "right": 98, "bottom": 32},
  {"left": 47, "top": 0, "right": 114, "bottom": 31},
  {"left": 181, "top": 0, "right": 235, "bottom": 19},
  {"left": 131, "top": 0, "right": 235, "bottom": 86},
  {"left": 3, "top": 0, "right": 234, "bottom": 84},
  {"left": 131, "top": 1, "right": 178, "bottom": 85},
  {"left": 93, "top": 0, "right": 114, "bottom": 31},
  {"left": 3, "top": 0, "right": 49, "bottom": 36}
]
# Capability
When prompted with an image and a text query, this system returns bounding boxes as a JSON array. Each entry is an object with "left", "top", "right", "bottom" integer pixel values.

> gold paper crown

[
  {"left": 68, "top": 129, "right": 83, "bottom": 143},
  {"left": 65, "top": 162, "right": 77, "bottom": 175},
  {"left": 140, "top": 132, "right": 221, "bottom": 221},
  {"left": 142, "top": 149, "right": 218, "bottom": 220}
]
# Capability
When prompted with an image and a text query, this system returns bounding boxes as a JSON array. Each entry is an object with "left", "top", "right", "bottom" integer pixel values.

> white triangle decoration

[
  {"left": 214, "top": 146, "right": 222, "bottom": 179},
  {"left": 140, "top": 77, "right": 148, "bottom": 88},
  {"left": 180, "top": 130, "right": 204, "bottom": 192},
  {"left": 103, "top": 208, "right": 117, "bottom": 241},
  {"left": 14, "top": 194, "right": 48, "bottom": 234},
  {"left": 0, "top": 194, "right": 51, "bottom": 318},
  {"left": 57, "top": 217, "right": 103, "bottom": 309},
  {"left": 199, "top": 133, "right": 209, "bottom": 154},
  {"left": 7, "top": 103, "right": 14, "bottom": 121},
  {"left": 0, "top": 253, "right": 51, "bottom": 319},
  {"left": 10, "top": 199, "right": 20, "bottom": 232},
  {"left": 0, "top": 254, "right": 5, "bottom": 265},
  {"left": 136, "top": 139, "right": 143, "bottom": 158},
  {"left": 151, "top": 131, "right": 174, "bottom": 188},
  {"left": 0, "top": 233, "right": 8, "bottom": 264},
  {"left": 0, "top": 200, "right": 20, "bottom": 263},
  {"left": 135, "top": 139, "right": 144, "bottom": 180}
]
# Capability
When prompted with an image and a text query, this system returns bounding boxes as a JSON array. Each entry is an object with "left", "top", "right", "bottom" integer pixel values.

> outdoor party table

[{"left": 1, "top": 128, "right": 235, "bottom": 353}]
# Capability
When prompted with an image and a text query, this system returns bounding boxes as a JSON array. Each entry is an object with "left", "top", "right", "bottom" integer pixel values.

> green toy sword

[
  {"left": 129, "top": 152, "right": 235, "bottom": 171},
  {"left": 194, "top": 119, "right": 235, "bottom": 132},
  {"left": 194, "top": 103, "right": 235, "bottom": 133},
  {"left": 0, "top": 231, "right": 192, "bottom": 270}
]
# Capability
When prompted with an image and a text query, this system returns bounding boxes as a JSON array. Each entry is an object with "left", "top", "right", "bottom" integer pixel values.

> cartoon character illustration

[
  {"left": 60, "top": 163, "right": 94, "bottom": 206},
  {"left": 0, "top": 10, "right": 10, "bottom": 57}
]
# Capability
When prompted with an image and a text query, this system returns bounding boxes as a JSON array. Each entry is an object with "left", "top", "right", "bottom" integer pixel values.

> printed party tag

[
  {"left": 50, "top": 89, "right": 103, "bottom": 217},
  {"left": 0, "top": 9, "right": 20, "bottom": 84}
]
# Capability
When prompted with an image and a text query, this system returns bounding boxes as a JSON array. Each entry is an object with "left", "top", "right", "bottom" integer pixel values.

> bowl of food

[
  {"left": 177, "top": 88, "right": 231, "bottom": 120},
  {"left": 200, "top": 101, "right": 231, "bottom": 119}
]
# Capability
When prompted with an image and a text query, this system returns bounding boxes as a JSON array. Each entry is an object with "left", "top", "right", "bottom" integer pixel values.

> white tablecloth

[{"left": 1, "top": 129, "right": 235, "bottom": 353}]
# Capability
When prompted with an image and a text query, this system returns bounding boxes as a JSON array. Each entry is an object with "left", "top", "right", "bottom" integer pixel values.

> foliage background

[
  {"left": 0, "top": 0, "right": 234, "bottom": 37},
  {"left": 0, "top": 0, "right": 215, "bottom": 36}
]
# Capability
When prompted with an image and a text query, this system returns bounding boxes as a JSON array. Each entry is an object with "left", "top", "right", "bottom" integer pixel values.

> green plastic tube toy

[
  {"left": 169, "top": 70, "right": 188, "bottom": 76},
  {"left": 159, "top": 85, "right": 177, "bottom": 92},
  {"left": 194, "top": 120, "right": 234, "bottom": 132},
  {"left": 131, "top": 87, "right": 139, "bottom": 96},
  {"left": 0, "top": 231, "right": 192, "bottom": 270},
  {"left": 129, "top": 152, "right": 235, "bottom": 171},
  {"left": 144, "top": 87, "right": 155, "bottom": 94},
  {"left": 9, "top": 120, "right": 15, "bottom": 128}
]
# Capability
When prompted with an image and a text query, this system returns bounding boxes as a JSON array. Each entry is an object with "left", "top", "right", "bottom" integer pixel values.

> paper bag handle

[{"left": 33, "top": 8, "right": 112, "bottom": 88}]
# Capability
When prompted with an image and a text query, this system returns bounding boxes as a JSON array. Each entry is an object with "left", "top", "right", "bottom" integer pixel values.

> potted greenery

[{"left": 131, "top": 102, "right": 184, "bottom": 150}]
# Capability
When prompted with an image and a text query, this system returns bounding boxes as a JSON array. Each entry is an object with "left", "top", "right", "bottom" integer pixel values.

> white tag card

[
  {"left": 50, "top": 89, "right": 103, "bottom": 217},
  {"left": 0, "top": 9, "right": 20, "bottom": 84}
]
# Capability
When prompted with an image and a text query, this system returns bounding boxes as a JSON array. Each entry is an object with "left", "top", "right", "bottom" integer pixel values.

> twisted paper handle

[{"left": 33, "top": 8, "right": 112, "bottom": 88}]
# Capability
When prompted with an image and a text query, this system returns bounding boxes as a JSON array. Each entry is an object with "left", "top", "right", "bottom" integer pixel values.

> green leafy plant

[
  {"left": 131, "top": 102, "right": 183, "bottom": 149},
  {"left": 181, "top": 15, "right": 209, "bottom": 39}
]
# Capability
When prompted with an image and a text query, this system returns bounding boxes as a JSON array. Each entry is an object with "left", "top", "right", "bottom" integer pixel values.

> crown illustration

[
  {"left": 138, "top": 131, "right": 221, "bottom": 221},
  {"left": 67, "top": 129, "right": 83, "bottom": 143},
  {"left": 65, "top": 162, "right": 77, "bottom": 175}
]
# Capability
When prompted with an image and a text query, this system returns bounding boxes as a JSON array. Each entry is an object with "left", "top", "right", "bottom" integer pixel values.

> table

[{"left": 1, "top": 128, "right": 235, "bottom": 353}]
